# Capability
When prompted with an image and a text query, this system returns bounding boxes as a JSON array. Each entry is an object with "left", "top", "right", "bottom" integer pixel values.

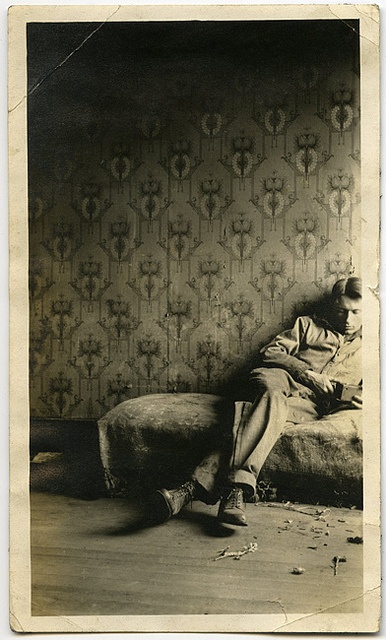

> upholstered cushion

[
  {"left": 98, "top": 394, "right": 234, "bottom": 495},
  {"left": 261, "top": 408, "right": 362, "bottom": 506}
]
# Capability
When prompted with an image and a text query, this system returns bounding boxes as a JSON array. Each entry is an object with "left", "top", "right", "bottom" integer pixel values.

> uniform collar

[{"left": 343, "top": 328, "right": 362, "bottom": 342}]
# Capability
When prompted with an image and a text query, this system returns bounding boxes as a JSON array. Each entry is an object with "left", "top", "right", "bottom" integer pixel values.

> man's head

[{"left": 329, "top": 276, "right": 362, "bottom": 336}]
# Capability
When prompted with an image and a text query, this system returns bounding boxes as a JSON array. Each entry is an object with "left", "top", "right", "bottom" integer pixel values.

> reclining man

[{"left": 152, "top": 276, "right": 362, "bottom": 527}]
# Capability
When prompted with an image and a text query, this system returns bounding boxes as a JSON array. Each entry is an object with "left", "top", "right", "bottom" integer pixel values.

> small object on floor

[
  {"left": 260, "top": 502, "right": 331, "bottom": 519},
  {"left": 256, "top": 480, "right": 277, "bottom": 502},
  {"left": 347, "top": 536, "right": 363, "bottom": 544},
  {"left": 311, "top": 526, "right": 323, "bottom": 533},
  {"left": 291, "top": 567, "right": 305, "bottom": 575},
  {"left": 214, "top": 542, "right": 258, "bottom": 561},
  {"left": 332, "top": 555, "right": 347, "bottom": 576},
  {"left": 218, "top": 486, "right": 248, "bottom": 526}
]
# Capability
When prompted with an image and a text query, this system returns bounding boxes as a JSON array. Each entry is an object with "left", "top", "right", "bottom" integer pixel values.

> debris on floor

[
  {"left": 310, "top": 526, "right": 323, "bottom": 533},
  {"left": 347, "top": 536, "right": 363, "bottom": 544},
  {"left": 291, "top": 566, "right": 305, "bottom": 575},
  {"left": 256, "top": 480, "right": 277, "bottom": 502},
  {"left": 214, "top": 542, "right": 258, "bottom": 561},
  {"left": 258, "top": 502, "right": 331, "bottom": 520},
  {"left": 332, "top": 555, "right": 347, "bottom": 576},
  {"left": 218, "top": 501, "right": 362, "bottom": 580}
]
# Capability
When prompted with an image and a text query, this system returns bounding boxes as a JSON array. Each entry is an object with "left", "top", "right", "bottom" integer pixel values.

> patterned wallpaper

[{"left": 28, "top": 21, "right": 361, "bottom": 418}]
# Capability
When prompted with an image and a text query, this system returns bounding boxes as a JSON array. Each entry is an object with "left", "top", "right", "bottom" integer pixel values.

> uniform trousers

[{"left": 192, "top": 367, "right": 322, "bottom": 502}]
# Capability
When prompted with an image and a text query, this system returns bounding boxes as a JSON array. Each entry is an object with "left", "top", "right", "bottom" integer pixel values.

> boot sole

[
  {"left": 144, "top": 489, "right": 173, "bottom": 524},
  {"left": 218, "top": 515, "right": 248, "bottom": 527}
]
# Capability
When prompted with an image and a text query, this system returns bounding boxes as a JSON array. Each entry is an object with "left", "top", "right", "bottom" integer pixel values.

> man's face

[{"left": 330, "top": 294, "right": 362, "bottom": 336}]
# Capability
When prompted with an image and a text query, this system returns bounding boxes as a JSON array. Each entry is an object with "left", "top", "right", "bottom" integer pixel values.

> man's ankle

[{"left": 234, "top": 482, "right": 255, "bottom": 501}]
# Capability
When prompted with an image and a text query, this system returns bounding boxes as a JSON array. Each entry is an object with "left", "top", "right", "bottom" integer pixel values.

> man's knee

[{"left": 249, "top": 367, "right": 292, "bottom": 393}]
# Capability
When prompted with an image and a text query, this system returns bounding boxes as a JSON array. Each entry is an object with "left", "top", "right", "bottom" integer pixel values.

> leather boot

[{"left": 218, "top": 486, "right": 248, "bottom": 526}]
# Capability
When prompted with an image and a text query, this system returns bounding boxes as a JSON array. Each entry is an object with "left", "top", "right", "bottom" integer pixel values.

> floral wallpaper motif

[{"left": 28, "top": 22, "right": 360, "bottom": 418}]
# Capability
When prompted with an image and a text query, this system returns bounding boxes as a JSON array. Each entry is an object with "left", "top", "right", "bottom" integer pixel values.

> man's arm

[
  {"left": 350, "top": 395, "right": 362, "bottom": 409},
  {"left": 260, "top": 316, "right": 311, "bottom": 378},
  {"left": 298, "top": 369, "right": 335, "bottom": 395},
  {"left": 260, "top": 316, "right": 335, "bottom": 397}
]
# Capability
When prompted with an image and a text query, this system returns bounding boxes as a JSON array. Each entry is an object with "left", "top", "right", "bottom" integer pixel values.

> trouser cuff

[{"left": 228, "top": 470, "right": 256, "bottom": 496}]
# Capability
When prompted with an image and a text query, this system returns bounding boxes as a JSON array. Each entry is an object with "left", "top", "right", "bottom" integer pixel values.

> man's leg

[
  {"left": 191, "top": 451, "right": 223, "bottom": 503},
  {"left": 150, "top": 369, "right": 318, "bottom": 525},
  {"left": 148, "top": 452, "right": 225, "bottom": 523},
  {"left": 148, "top": 405, "right": 238, "bottom": 522},
  {"left": 219, "top": 367, "right": 319, "bottom": 525},
  {"left": 230, "top": 367, "right": 318, "bottom": 489},
  {"left": 192, "top": 402, "right": 250, "bottom": 503}
]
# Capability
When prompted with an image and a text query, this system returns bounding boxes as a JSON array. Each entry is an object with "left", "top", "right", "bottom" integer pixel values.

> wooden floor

[{"left": 30, "top": 491, "right": 363, "bottom": 618}]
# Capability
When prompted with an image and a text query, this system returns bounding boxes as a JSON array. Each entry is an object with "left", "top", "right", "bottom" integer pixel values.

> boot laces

[
  {"left": 227, "top": 487, "right": 243, "bottom": 508},
  {"left": 178, "top": 480, "right": 195, "bottom": 504}
]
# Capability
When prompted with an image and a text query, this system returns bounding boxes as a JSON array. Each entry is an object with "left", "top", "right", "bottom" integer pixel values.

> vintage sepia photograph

[{"left": 8, "top": 4, "right": 380, "bottom": 633}]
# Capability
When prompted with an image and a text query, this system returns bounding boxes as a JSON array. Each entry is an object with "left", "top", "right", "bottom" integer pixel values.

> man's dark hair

[{"left": 331, "top": 276, "right": 362, "bottom": 301}]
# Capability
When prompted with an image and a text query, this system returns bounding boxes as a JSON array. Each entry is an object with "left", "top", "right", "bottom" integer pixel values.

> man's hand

[
  {"left": 299, "top": 369, "right": 335, "bottom": 396},
  {"left": 350, "top": 394, "right": 362, "bottom": 409}
]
